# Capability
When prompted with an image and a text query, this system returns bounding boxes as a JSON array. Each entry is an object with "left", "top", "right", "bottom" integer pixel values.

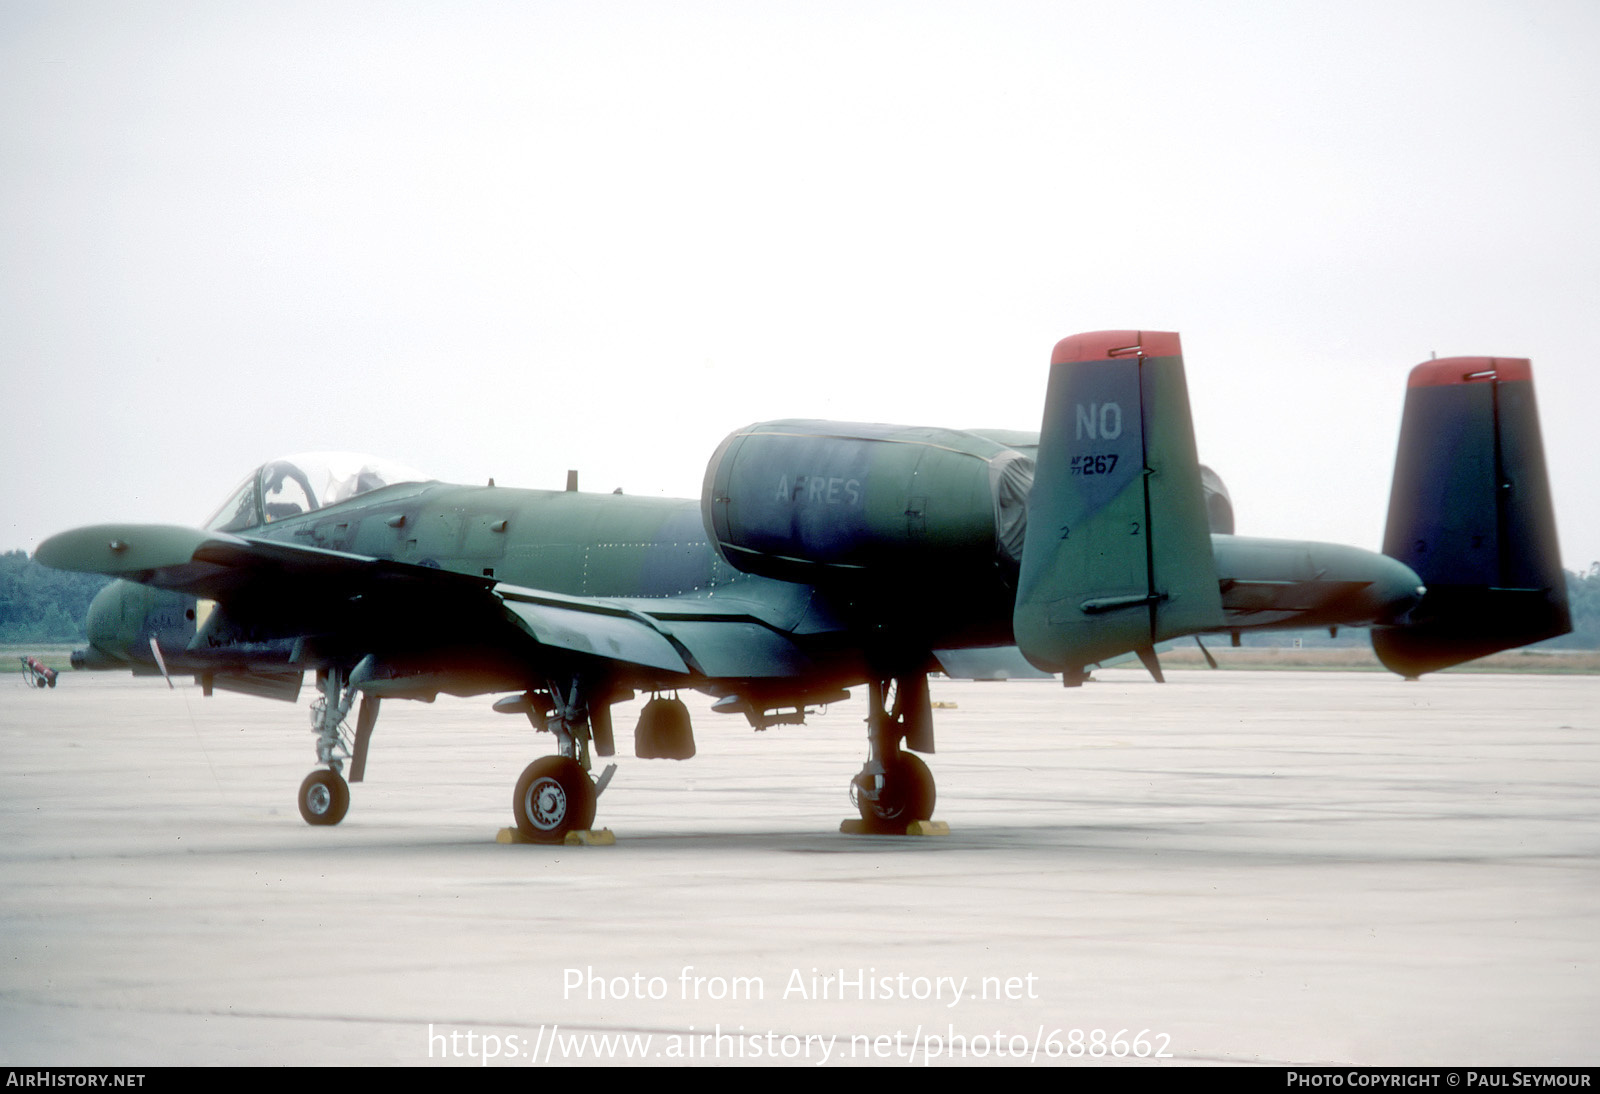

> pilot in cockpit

[
  {"left": 204, "top": 453, "right": 428, "bottom": 533},
  {"left": 261, "top": 460, "right": 320, "bottom": 522}
]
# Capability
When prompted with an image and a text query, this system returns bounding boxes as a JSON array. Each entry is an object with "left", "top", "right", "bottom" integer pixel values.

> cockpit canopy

[{"left": 204, "top": 452, "right": 430, "bottom": 532}]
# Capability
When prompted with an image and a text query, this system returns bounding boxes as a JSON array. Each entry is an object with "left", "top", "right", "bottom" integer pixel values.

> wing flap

[
  {"left": 494, "top": 587, "right": 815, "bottom": 679},
  {"left": 496, "top": 591, "right": 691, "bottom": 675},
  {"left": 653, "top": 619, "right": 813, "bottom": 678}
]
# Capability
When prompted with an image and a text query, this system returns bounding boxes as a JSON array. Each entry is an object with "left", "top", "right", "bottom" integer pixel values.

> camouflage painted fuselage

[{"left": 77, "top": 479, "right": 1020, "bottom": 697}]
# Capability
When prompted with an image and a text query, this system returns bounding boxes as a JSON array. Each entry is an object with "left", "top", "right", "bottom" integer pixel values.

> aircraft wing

[
  {"left": 33, "top": 523, "right": 494, "bottom": 602},
  {"left": 35, "top": 523, "right": 812, "bottom": 681}
]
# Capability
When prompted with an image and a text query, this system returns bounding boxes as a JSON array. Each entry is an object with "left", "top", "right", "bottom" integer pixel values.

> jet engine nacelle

[{"left": 702, "top": 420, "right": 1034, "bottom": 584}]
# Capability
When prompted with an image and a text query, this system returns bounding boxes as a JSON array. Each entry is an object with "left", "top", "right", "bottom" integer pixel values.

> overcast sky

[{"left": 4, "top": 0, "right": 1597, "bottom": 570}]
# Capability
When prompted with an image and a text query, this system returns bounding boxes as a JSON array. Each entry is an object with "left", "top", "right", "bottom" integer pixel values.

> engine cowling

[
  {"left": 1200, "top": 464, "right": 1234, "bottom": 534},
  {"left": 702, "top": 420, "right": 1033, "bottom": 584}
]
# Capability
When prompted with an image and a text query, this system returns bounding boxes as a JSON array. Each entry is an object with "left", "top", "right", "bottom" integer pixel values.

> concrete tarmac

[{"left": 1, "top": 669, "right": 1596, "bottom": 1066}]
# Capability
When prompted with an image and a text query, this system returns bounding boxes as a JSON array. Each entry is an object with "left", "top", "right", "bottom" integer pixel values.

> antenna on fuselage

[{"left": 565, "top": 470, "right": 578, "bottom": 492}]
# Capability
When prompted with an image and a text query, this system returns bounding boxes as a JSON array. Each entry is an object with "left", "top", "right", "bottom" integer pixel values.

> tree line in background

[
  {"left": 2, "top": 547, "right": 1598, "bottom": 649},
  {"left": 1, "top": 550, "right": 111, "bottom": 643},
  {"left": 1565, "top": 562, "right": 1600, "bottom": 647}
]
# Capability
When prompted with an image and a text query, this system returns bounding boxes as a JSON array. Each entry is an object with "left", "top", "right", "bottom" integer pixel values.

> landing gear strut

[
  {"left": 297, "top": 658, "right": 376, "bottom": 827},
  {"left": 851, "top": 674, "right": 937, "bottom": 832},
  {"left": 510, "top": 676, "right": 615, "bottom": 843}
]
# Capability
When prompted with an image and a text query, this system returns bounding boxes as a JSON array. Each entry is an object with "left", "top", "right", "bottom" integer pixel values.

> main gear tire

[
  {"left": 513, "top": 756, "right": 597, "bottom": 843},
  {"left": 855, "top": 753, "right": 935, "bottom": 833}
]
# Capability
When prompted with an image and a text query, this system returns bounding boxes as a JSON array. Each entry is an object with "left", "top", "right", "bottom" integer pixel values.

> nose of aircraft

[{"left": 73, "top": 581, "right": 133, "bottom": 669}]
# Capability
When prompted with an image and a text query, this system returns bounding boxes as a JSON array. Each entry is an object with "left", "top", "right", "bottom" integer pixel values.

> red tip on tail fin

[
  {"left": 1016, "top": 329, "right": 1220, "bottom": 676},
  {"left": 1051, "top": 330, "right": 1182, "bottom": 365},
  {"left": 1407, "top": 357, "right": 1532, "bottom": 388}
]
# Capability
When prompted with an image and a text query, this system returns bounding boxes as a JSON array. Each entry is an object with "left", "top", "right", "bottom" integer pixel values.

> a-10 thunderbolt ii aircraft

[{"left": 36, "top": 330, "right": 1571, "bottom": 841}]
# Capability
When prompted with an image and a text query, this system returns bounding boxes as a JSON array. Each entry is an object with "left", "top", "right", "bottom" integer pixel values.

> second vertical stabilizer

[{"left": 1373, "top": 356, "right": 1569, "bottom": 675}]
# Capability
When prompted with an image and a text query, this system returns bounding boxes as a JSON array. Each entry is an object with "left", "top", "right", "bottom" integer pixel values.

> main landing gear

[
  {"left": 510, "top": 677, "right": 616, "bottom": 843},
  {"left": 297, "top": 659, "right": 379, "bottom": 827},
  {"left": 850, "top": 674, "right": 937, "bottom": 833}
]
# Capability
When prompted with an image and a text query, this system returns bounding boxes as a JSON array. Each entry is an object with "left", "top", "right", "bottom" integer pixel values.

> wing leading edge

[{"left": 36, "top": 523, "right": 813, "bottom": 684}]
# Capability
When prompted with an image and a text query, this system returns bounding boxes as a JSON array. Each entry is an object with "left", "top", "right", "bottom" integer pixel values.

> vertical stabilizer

[
  {"left": 1013, "top": 331, "right": 1223, "bottom": 677},
  {"left": 1373, "top": 357, "right": 1569, "bottom": 675}
]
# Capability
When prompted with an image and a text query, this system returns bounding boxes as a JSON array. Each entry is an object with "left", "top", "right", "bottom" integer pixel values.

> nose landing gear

[{"left": 296, "top": 659, "right": 376, "bottom": 827}]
